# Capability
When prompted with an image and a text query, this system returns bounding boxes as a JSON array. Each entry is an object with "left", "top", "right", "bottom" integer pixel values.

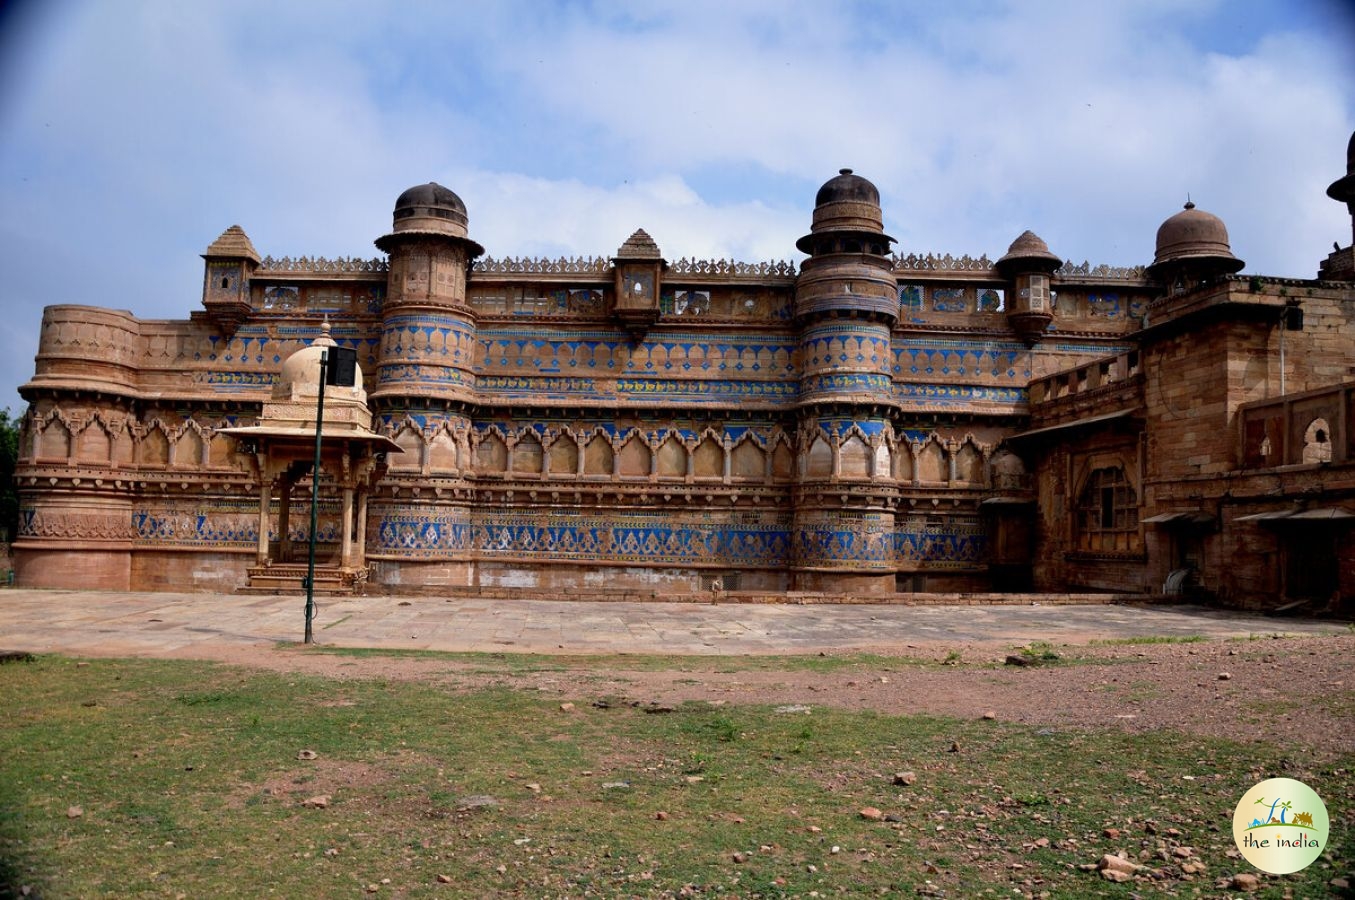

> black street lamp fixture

[{"left": 303, "top": 345, "right": 358, "bottom": 644}]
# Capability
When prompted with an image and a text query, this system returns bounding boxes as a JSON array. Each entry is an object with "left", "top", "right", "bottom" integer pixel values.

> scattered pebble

[
  {"left": 893, "top": 771, "right": 917, "bottom": 786},
  {"left": 457, "top": 795, "right": 499, "bottom": 811},
  {"left": 859, "top": 807, "right": 884, "bottom": 821},
  {"left": 296, "top": 749, "right": 318, "bottom": 760},
  {"left": 301, "top": 795, "right": 331, "bottom": 809},
  {"left": 66, "top": 805, "right": 83, "bottom": 819}
]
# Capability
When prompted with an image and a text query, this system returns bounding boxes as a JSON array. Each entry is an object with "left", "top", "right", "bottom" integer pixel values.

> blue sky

[{"left": 0, "top": 0, "right": 1352, "bottom": 412}]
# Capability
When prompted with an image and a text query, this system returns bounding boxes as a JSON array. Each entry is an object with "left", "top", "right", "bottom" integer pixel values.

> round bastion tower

[
  {"left": 370, "top": 184, "right": 485, "bottom": 585},
  {"left": 790, "top": 169, "right": 899, "bottom": 596}
]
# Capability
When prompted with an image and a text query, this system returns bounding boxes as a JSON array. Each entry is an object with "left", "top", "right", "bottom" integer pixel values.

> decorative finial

[
  {"left": 839, "top": 168, "right": 853, "bottom": 175},
  {"left": 1185, "top": 193, "right": 1194, "bottom": 210}
]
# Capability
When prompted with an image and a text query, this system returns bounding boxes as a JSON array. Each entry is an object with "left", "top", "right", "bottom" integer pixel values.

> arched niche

[
  {"left": 692, "top": 436, "right": 723, "bottom": 479},
  {"left": 805, "top": 436, "right": 832, "bottom": 477},
  {"left": 656, "top": 435, "right": 686, "bottom": 478},
  {"left": 428, "top": 430, "right": 459, "bottom": 472},
  {"left": 549, "top": 432, "right": 579, "bottom": 475},
  {"left": 38, "top": 418, "right": 71, "bottom": 462},
  {"left": 583, "top": 432, "right": 614, "bottom": 476},
  {"left": 141, "top": 427, "right": 170, "bottom": 468},
  {"left": 391, "top": 427, "right": 424, "bottom": 471},
  {"left": 954, "top": 440, "right": 984, "bottom": 483},
  {"left": 76, "top": 423, "right": 111, "bottom": 465},
  {"left": 891, "top": 440, "right": 913, "bottom": 482},
  {"left": 838, "top": 434, "right": 871, "bottom": 479},
  {"left": 476, "top": 432, "right": 507, "bottom": 473},
  {"left": 1302, "top": 418, "right": 1333, "bottom": 464},
  {"left": 618, "top": 434, "right": 651, "bottom": 477},
  {"left": 173, "top": 427, "right": 204, "bottom": 469},
  {"left": 511, "top": 432, "right": 543, "bottom": 474},
  {"left": 731, "top": 438, "right": 765, "bottom": 480},
  {"left": 916, "top": 439, "right": 946, "bottom": 484},
  {"left": 771, "top": 442, "right": 795, "bottom": 481}
]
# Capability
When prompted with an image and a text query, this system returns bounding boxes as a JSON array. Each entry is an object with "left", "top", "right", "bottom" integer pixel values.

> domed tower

[
  {"left": 1145, "top": 201, "right": 1244, "bottom": 294},
  {"left": 371, "top": 183, "right": 484, "bottom": 407},
  {"left": 1320, "top": 130, "right": 1355, "bottom": 281},
  {"left": 996, "top": 230, "right": 1061, "bottom": 347},
  {"left": 790, "top": 169, "right": 898, "bottom": 596}
]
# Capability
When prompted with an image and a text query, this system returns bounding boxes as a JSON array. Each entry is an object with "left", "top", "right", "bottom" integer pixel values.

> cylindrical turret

[
  {"left": 371, "top": 182, "right": 484, "bottom": 406},
  {"left": 790, "top": 169, "right": 897, "bottom": 596}
]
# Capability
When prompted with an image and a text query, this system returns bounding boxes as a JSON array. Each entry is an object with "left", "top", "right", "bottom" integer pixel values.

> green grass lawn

[{"left": 0, "top": 655, "right": 1349, "bottom": 898}]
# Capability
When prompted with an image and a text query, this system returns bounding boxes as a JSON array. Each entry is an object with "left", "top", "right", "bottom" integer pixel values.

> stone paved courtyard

[{"left": 0, "top": 589, "right": 1343, "bottom": 658}]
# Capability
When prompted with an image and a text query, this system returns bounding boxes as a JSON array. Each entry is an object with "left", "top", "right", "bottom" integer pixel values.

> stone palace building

[{"left": 13, "top": 132, "right": 1355, "bottom": 608}]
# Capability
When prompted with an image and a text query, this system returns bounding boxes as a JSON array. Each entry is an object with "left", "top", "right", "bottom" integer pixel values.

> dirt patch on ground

[{"left": 146, "top": 632, "right": 1355, "bottom": 759}]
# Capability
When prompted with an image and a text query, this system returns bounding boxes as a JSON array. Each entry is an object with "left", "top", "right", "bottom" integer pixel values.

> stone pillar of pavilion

[{"left": 223, "top": 321, "right": 399, "bottom": 594}]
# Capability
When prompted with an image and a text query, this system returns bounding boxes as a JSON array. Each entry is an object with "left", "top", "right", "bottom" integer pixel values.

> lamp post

[
  {"left": 303, "top": 350, "right": 328, "bottom": 644},
  {"left": 302, "top": 343, "right": 357, "bottom": 644}
]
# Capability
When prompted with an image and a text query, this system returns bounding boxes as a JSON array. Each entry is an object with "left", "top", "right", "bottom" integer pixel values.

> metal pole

[{"left": 304, "top": 349, "right": 328, "bottom": 644}]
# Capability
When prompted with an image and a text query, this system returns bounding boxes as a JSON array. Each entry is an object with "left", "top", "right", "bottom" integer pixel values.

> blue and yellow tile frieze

[
  {"left": 369, "top": 509, "right": 794, "bottom": 566},
  {"left": 477, "top": 328, "right": 798, "bottom": 376},
  {"left": 131, "top": 498, "right": 339, "bottom": 547},
  {"left": 123, "top": 500, "right": 988, "bottom": 572},
  {"left": 895, "top": 517, "right": 987, "bottom": 569}
]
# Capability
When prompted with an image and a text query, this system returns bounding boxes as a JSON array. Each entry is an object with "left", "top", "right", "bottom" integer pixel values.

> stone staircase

[{"left": 239, "top": 563, "right": 369, "bottom": 596}]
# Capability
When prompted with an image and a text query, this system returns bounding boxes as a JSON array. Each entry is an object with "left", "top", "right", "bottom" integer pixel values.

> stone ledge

[{"left": 376, "top": 584, "right": 1152, "bottom": 605}]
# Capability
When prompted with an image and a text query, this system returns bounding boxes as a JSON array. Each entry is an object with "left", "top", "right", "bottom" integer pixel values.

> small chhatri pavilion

[{"left": 222, "top": 320, "right": 399, "bottom": 593}]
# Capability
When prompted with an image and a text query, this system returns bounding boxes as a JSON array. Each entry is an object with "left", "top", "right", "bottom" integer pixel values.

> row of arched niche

[
  {"left": 389, "top": 421, "right": 1025, "bottom": 487},
  {"left": 24, "top": 408, "right": 1028, "bottom": 489}
]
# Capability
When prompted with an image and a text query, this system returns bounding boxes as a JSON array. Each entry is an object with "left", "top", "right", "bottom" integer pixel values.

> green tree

[{"left": 0, "top": 408, "right": 19, "bottom": 544}]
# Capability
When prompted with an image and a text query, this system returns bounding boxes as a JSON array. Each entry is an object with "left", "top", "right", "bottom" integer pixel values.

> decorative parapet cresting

[
  {"left": 1054, "top": 261, "right": 1147, "bottom": 280},
  {"left": 668, "top": 258, "right": 797, "bottom": 278},
  {"left": 474, "top": 256, "right": 612, "bottom": 275},
  {"left": 892, "top": 253, "right": 995, "bottom": 273},
  {"left": 258, "top": 256, "right": 389, "bottom": 274},
  {"left": 891, "top": 253, "right": 1146, "bottom": 282}
]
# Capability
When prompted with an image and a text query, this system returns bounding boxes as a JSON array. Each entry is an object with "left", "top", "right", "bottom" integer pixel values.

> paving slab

[{"left": 0, "top": 589, "right": 1345, "bottom": 659}]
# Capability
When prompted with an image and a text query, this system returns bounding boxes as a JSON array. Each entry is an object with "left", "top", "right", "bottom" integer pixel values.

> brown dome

[
  {"left": 376, "top": 181, "right": 483, "bottom": 255},
  {"left": 814, "top": 168, "right": 880, "bottom": 207},
  {"left": 996, "top": 230, "right": 1061, "bottom": 274},
  {"left": 395, "top": 182, "right": 467, "bottom": 216},
  {"left": 796, "top": 168, "right": 894, "bottom": 252},
  {"left": 1149, "top": 202, "right": 1244, "bottom": 275}
]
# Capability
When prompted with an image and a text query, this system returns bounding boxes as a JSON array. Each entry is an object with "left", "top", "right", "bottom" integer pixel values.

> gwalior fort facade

[{"left": 13, "top": 132, "right": 1355, "bottom": 608}]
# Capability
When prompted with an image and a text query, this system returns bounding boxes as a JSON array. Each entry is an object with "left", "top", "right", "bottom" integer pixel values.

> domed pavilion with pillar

[{"left": 220, "top": 320, "right": 399, "bottom": 593}]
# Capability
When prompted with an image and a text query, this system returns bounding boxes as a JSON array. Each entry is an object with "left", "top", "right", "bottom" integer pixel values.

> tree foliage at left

[{"left": 0, "top": 409, "right": 19, "bottom": 543}]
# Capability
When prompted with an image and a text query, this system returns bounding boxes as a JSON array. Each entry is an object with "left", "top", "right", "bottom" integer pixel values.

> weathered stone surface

[{"left": 13, "top": 138, "right": 1355, "bottom": 607}]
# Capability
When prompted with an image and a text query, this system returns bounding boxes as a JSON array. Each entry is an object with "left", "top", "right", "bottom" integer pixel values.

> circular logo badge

[{"left": 1232, "top": 777, "right": 1329, "bottom": 875}]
